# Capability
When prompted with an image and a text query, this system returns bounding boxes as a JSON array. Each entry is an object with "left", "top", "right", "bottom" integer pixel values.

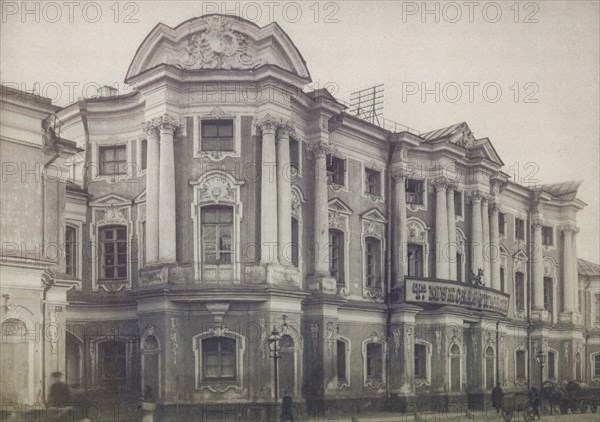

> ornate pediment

[
  {"left": 190, "top": 171, "right": 244, "bottom": 204},
  {"left": 328, "top": 197, "right": 352, "bottom": 215},
  {"left": 126, "top": 14, "right": 310, "bottom": 81},
  {"left": 171, "top": 16, "right": 263, "bottom": 71},
  {"left": 90, "top": 193, "right": 131, "bottom": 208},
  {"left": 361, "top": 208, "right": 387, "bottom": 224}
]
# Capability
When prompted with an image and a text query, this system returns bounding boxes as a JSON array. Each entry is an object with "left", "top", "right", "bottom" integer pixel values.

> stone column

[
  {"left": 142, "top": 123, "right": 160, "bottom": 264},
  {"left": 310, "top": 141, "right": 333, "bottom": 276},
  {"left": 470, "top": 193, "right": 483, "bottom": 277},
  {"left": 481, "top": 198, "right": 490, "bottom": 285},
  {"left": 446, "top": 184, "right": 457, "bottom": 281},
  {"left": 277, "top": 123, "right": 294, "bottom": 266},
  {"left": 157, "top": 115, "right": 181, "bottom": 262},
  {"left": 392, "top": 170, "right": 408, "bottom": 281},
  {"left": 532, "top": 220, "right": 545, "bottom": 313},
  {"left": 256, "top": 115, "right": 279, "bottom": 264},
  {"left": 489, "top": 202, "right": 501, "bottom": 290},
  {"left": 561, "top": 226, "right": 575, "bottom": 316},
  {"left": 572, "top": 229, "right": 579, "bottom": 315},
  {"left": 435, "top": 180, "right": 449, "bottom": 279}
]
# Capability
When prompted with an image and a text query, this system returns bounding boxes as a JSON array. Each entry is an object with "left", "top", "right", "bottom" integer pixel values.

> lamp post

[
  {"left": 268, "top": 326, "right": 282, "bottom": 403},
  {"left": 535, "top": 349, "right": 546, "bottom": 387}
]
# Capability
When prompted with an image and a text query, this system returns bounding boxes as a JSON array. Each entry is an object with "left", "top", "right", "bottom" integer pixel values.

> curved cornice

[{"left": 125, "top": 14, "right": 311, "bottom": 83}]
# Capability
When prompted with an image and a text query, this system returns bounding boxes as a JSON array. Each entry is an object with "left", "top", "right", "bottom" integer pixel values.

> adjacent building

[{"left": 1, "top": 14, "right": 599, "bottom": 419}]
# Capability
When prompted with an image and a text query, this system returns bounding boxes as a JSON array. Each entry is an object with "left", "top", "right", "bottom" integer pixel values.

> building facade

[{"left": 1, "top": 14, "right": 599, "bottom": 419}]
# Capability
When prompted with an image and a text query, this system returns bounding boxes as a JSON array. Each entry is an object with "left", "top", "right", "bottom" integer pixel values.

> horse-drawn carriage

[
  {"left": 541, "top": 380, "right": 599, "bottom": 414},
  {"left": 501, "top": 391, "right": 536, "bottom": 422}
]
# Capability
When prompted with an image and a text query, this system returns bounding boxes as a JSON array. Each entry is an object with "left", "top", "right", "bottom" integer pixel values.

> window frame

[
  {"left": 336, "top": 338, "right": 351, "bottom": 387},
  {"left": 99, "top": 144, "right": 128, "bottom": 176},
  {"left": 515, "top": 218, "right": 525, "bottom": 241},
  {"left": 498, "top": 213, "right": 506, "bottom": 237},
  {"left": 201, "top": 205, "right": 234, "bottom": 266},
  {"left": 414, "top": 340, "right": 432, "bottom": 386},
  {"left": 362, "top": 336, "right": 387, "bottom": 387},
  {"left": 65, "top": 224, "right": 78, "bottom": 278},
  {"left": 363, "top": 166, "right": 382, "bottom": 199},
  {"left": 98, "top": 225, "right": 128, "bottom": 281},
  {"left": 193, "top": 112, "right": 242, "bottom": 160},
  {"left": 515, "top": 348, "right": 527, "bottom": 382},
  {"left": 329, "top": 228, "right": 345, "bottom": 289},
  {"left": 454, "top": 191, "right": 463, "bottom": 218},
  {"left": 542, "top": 226, "right": 554, "bottom": 247},
  {"left": 326, "top": 154, "right": 346, "bottom": 188},
  {"left": 193, "top": 330, "right": 246, "bottom": 391},
  {"left": 201, "top": 336, "right": 237, "bottom": 381},
  {"left": 547, "top": 350, "right": 558, "bottom": 381},
  {"left": 515, "top": 271, "right": 526, "bottom": 312},
  {"left": 448, "top": 343, "right": 463, "bottom": 392},
  {"left": 592, "top": 353, "right": 600, "bottom": 381},
  {"left": 407, "top": 243, "right": 424, "bottom": 278},
  {"left": 200, "top": 119, "right": 235, "bottom": 153},
  {"left": 365, "top": 237, "right": 382, "bottom": 289},
  {"left": 405, "top": 178, "right": 425, "bottom": 205}
]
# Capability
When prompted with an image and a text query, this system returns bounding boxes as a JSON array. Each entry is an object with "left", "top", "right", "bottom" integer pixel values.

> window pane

[
  {"left": 203, "top": 124, "right": 218, "bottom": 137},
  {"left": 219, "top": 123, "right": 233, "bottom": 137}
]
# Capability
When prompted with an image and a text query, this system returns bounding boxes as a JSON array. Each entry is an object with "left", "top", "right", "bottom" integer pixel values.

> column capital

[
  {"left": 489, "top": 200, "right": 501, "bottom": 214},
  {"left": 306, "top": 140, "right": 336, "bottom": 158},
  {"left": 532, "top": 218, "right": 544, "bottom": 230},
  {"left": 433, "top": 178, "right": 448, "bottom": 191},
  {"left": 560, "top": 224, "right": 579, "bottom": 234},
  {"left": 467, "top": 190, "right": 487, "bottom": 203},
  {"left": 276, "top": 120, "right": 295, "bottom": 140},
  {"left": 391, "top": 166, "right": 409, "bottom": 181},
  {"left": 253, "top": 113, "right": 286, "bottom": 135},
  {"left": 144, "top": 114, "right": 183, "bottom": 135}
]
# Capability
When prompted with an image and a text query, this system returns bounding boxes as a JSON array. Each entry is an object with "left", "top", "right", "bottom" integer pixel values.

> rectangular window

[
  {"left": 414, "top": 344, "right": 427, "bottom": 379},
  {"left": 201, "top": 119, "right": 234, "bottom": 152},
  {"left": 542, "top": 226, "right": 553, "bottom": 246},
  {"left": 291, "top": 217, "right": 299, "bottom": 268},
  {"left": 201, "top": 207, "right": 233, "bottom": 265},
  {"left": 329, "top": 229, "right": 345, "bottom": 287},
  {"left": 456, "top": 253, "right": 462, "bottom": 282},
  {"left": 500, "top": 267, "right": 506, "bottom": 292},
  {"left": 547, "top": 351, "right": 556, "bottom": 379},
  {"left": 99, "top": 145, "right": 127, "bottom": 176},
  {"left": 364, "top": 168, "right": 381, "bottom": 196},
  {"left": 544, "top": 277, "right": 553, "bottom": 315},
  {"left": 515, "top": 218, "right": 525, "bottom": 240},
  {"left": 337, "top": 340, "right": 347, "bottom": 383},
  {"left": 454, "top": 191, "right": 462, "bottom": 217},
  {"left": 202, "top": 337, "right": 236, "bottom": 380},
  {"left": 290, "top": 137, "right": 300, "bottom": 175},
  {"left": 499, "top": 213, "right": 506, "bottom": 237},
  {"left": 515, "top": 272, "right": 525, "bottom": 311},
  {"left": 365, "top": 237, "right": 381, "bottom": 288},
  {"left": 366, "top": 343, "right": 383, "bottom": 381},
  {"left": 595, "top": 294, "right": 600, "bottom": 323},
  {"left": 100, "top": 341, "right": 127, "bottom": 381},
  {"left": 100, "top": 226, "right": 127, "bottom": 280},
  {"left": 516, "top": 350, "right": 526, "bottom": 379},
  {"left": 405, "top": 179, "right": 424, "bottom": 205},
  {"left": 326, "top": 155, "right": 345, "bottom": 186},
  {"left": 141, "top": 139, "right": 147, "bottom": 171},
  {"left": 407, "top": 244, "right": 423, "bottom": 277},
  {"left": 594, "top": 355, "right": 600, "bottom": 378},
  {"left": 65, "top": 226, "right": 77, "bottom": 277}
]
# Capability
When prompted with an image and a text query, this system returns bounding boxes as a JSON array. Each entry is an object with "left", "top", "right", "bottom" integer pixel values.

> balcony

[{"left": 391, "top": 277, "right": 510, "bottom": 316}]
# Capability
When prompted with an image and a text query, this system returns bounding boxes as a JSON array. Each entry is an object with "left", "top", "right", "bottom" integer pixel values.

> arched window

[
  {"left": 449, "top": 344, "right": 462, "bottom": 391},
  {"left": 515, "top": 272, "right": 525, "bottom": 312},
  {"left": 365, "top": 237, "right": 382, "bottom": 288},
  {"left": 142, "top": 335, "right": 160, "bottom": 400},
  {"left": 407, "top": 244, "right": 423, "bottom": 277},
  {"left": 329, "top": 229, "right": 345, "bottom": 287},
  {"left": 99, "top": 225, "right": 127, "bottom": 280},
  {"left": 202, "top": 337, "right": 236, "bottom": 380},
  {"left": 485, "top": 346, "right": 495, "bottom": 390},
  {"left": 99, "top": 341, "right": 127, "bottom": 382}
]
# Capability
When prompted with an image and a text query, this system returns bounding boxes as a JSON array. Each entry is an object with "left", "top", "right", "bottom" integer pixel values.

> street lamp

[
  {"left": 268, "top": 326, "right": 282, "bottom": 403},
  {"left": 535, "top": 349, "right": 546, "bottom": 387}
]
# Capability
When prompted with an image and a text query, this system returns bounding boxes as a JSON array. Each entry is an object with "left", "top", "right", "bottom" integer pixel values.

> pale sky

[{"left": 1, "top": 0, "right": 598, "bottom": 262}]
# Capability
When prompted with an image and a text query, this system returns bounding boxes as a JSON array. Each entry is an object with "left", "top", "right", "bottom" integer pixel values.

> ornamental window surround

[
  {"left": 65, "top": 225, "right": 78, "bottom": 278},
  {"left": 190, "top": 170, "right": 244, "bottom": 282},
  {"left": 99, "top": 226, "right": 128, "bottom": 281},
  {"left": 190, "top": 108, "right": 242, "bottom": 160},
  {"left": 326, "top": 154, "right": 346, "bottom": 187},
  {"left": 99, "top": 145, "right": 127, "bottom": 176},
  {"left": 406, "top": 178, "right": 425, "bottom": 205}
]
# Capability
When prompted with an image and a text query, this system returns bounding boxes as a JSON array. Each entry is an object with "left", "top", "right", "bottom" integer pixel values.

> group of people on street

[{"left": 491, "top": 382, "right": 543, "bottom": 420}]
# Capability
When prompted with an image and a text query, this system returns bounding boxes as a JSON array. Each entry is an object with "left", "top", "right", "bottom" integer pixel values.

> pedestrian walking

[
  {"left": 280, "top": 386, "right": 294, "bottom": 422},
  {"left": 529, "top": 387, "right": 542, "bottom": 420},
  {"left": 491, "top": 382, "right": 504, "bottom": 413}
]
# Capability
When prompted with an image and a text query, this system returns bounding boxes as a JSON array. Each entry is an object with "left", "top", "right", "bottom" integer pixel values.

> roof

[
  {"left": 578, "top": 259, "right": 600, "bottom": 277},
  {"left": 306, "top": 88, "right": 340, "bottom": 103},
  {"left": 420, "top": 122, "right": 468, "bottom": 141},
  {"left": 535, "top": 180, "right": 583, "bottom": 201}
]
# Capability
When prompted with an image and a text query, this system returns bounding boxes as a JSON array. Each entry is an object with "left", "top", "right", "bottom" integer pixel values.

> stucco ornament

[
  {"left": 198, "top": 175, "right": 234, "bottom": 204},
  {"left": 101, "top": 206, "right": 128, "bottom": 224},
  {"left": 175, "top": 16, "right": 262, "bottom": 70}
]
